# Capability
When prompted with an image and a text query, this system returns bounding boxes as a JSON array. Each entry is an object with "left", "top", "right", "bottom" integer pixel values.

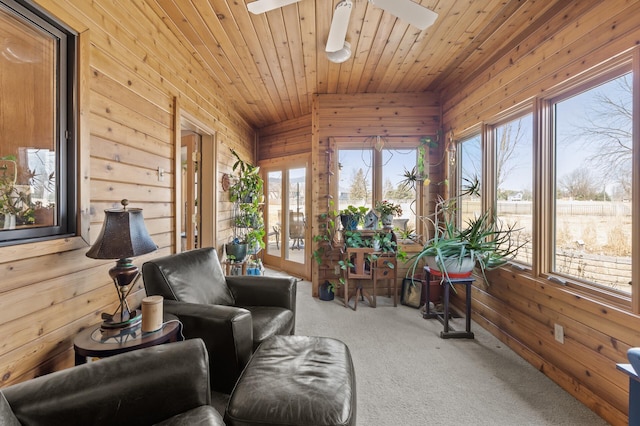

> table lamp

[{"left": 86, "top": 199, "right": 157, "bottom": 329}]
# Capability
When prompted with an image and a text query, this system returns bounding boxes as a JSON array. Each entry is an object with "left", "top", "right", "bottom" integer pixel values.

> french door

[{"left": 261, "top": 155, "right": 310, "bottom": 279}]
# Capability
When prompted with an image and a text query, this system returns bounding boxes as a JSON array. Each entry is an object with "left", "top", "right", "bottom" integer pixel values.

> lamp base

[{"left": 101, "top": 309, "right": 142, "bottom": 330}]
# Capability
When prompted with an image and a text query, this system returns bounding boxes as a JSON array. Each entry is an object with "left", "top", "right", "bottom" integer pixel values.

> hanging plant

[{"left": 418, "top": 134, "right": 439, "bottom": 179}]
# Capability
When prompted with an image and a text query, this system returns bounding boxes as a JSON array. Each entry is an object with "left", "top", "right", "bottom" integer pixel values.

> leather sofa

[
  {"left": 142, "top": 247, "right": 297, "bottom": 393},
  {"left": 0, "top": 339, "right": 224, "bottom": 426}
]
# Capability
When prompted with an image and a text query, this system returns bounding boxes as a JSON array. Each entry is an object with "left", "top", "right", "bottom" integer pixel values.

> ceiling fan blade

[
  {"left": 325, "top": 0, "right": 353, "bottom": 53},
  {"left": 247, "top": 0, "right": 302, "bottom": 15},
  {"left": 369, "top": 0, "right": 438, "bottom": 30}
]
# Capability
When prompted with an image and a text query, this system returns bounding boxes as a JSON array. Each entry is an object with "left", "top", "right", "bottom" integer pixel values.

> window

[
  {"left": 337, "top": 146, "right": 418, "bottom": 234},
  {"left": 381, "top": 148, "right": 417, "bottom": 232},
  {"left": 552, "top": 72, "right": 632, "bottom": 292},
  {"left": 458, "top": 134, "right": 482, "bottom": 225},
  {"left": 0, "top": 0, "right": 76, "bottom": 245},
  {"left": 337, "top": 149, "right": 373, "bottom": 211},
  {"left": 494, "top": 114, "right": 534, "bottom": 265}
]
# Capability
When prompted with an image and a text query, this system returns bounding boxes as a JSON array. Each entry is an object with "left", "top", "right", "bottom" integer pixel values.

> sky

[{"left": 463, "top": 72, "right": 632, "bottom": 195}]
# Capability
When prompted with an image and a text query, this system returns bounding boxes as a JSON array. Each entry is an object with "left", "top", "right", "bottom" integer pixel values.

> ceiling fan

[{"left": 247, "top": 0, "right": 438, "bottom": 63}]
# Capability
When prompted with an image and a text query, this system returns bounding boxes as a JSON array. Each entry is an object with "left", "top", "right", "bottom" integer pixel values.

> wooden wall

[
  {"left": 258, "top": 113, "right": 312, "bottom": 160},
  {"left": 441, "top": 1, "right": 640, "bottom": 424},
  {"left": 309, "top": 92, "right": 441, "bottom": 296},
  {"left": 0, "top": 0, "right": 255, "bottom": 387}
]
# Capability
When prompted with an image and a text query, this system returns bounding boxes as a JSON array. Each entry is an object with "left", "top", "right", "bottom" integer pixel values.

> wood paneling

[
  {"left": 441, "top": 1, "right": 640, "bottom": 424},
  {"left": 0, "top": 1, "right": 637, "bottom": 424},
  {"left": 258, "top": 114, "right": 312, "bottom": 160},
  {"left": 0, "top": 0, "right": 255, "bottom": 388},
  {"left": 308, "top": 92, "right": 441, "bottom": 298},
  {"left": 143, "top": 0, "right": 571, "bottom": 129}
]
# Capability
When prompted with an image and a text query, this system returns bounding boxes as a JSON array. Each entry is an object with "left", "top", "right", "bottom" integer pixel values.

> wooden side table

[{"left": 73, "top": 320, "right": 183, "bottom": 365}]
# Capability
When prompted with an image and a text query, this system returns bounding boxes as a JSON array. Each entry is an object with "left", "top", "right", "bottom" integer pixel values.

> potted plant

[
  {"left": 339, "top": 205, "right": 368, "bottom": 230},
  {"left": 371, "top": 231, "right": 396, "bottom": 253},
  {"left": 399, "top": 166, "right": 430, "bottom": 191},
  {"left": 0, "top": 155, "right": 55, "bottom": 228},
  {"left": 319, "top": 280, "right": 336, "bottom": 301},
  {"left": 225, "top": 149, "right": 265, "bottom": 262},
  {"left": 374, "top": 200, "right": 402, "bottom": 228},
  {"left": 410, "top": 176, "right": 524, "bottom": 284},
  {"left": 228, "top": 148, "right": 263, "bottom": 204},
  {"left": 312, "top": 201, "right": 340, "bottom": 265}
]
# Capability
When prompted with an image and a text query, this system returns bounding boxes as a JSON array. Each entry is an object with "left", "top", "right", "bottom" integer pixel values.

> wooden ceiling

[{"left": 149, "top": 0, "right": 568, "bottom": 129}]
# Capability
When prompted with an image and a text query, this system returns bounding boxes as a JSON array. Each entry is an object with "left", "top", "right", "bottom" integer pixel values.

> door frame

[
  {"left": 175, "top": 104, "right": 217, "bottom": 253},
  {"left": 181, "top": 132, "right": 199, "bottom": 251},
  {"left": 260, "top": 154, "right": 311, "bottom": 280}
]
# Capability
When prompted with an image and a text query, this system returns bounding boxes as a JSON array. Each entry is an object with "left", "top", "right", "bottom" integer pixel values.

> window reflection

[{"left": 1, "top": 3, "right": 58, "bottom": 232}]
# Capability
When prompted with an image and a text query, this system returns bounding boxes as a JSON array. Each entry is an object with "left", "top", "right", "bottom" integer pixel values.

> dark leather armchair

[
  {"left": 142, "top": 247, "right": 296, "bottom": 393},
  {"left": 1, "top": 339, "right": 224, "bottom": 426}
]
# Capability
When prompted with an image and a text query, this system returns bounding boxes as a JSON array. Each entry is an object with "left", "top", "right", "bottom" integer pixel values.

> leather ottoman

[{"left": 224, "top": 335, "right": 356, "bottom": 426}]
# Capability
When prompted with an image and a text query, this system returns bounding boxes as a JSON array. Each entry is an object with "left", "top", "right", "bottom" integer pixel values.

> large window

[
  {"left": 456, "top": 64, "right": 634, "bottom": 297},
  {"left": 494, "top": 114, "right": 534, "bottom": 265},
  {"left": 337, "top": 146, "right": 418, "bottom": 234},
  {"left": 552, "top": 72, "right": 632, "bottom": 292},
  {"left": 0, "top": 0, "right": 76, "bottom": 245}
]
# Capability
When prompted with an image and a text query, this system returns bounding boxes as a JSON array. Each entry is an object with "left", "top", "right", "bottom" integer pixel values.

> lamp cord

[{"left": 161, "top": 318, "right": 186, "bottom": 341}]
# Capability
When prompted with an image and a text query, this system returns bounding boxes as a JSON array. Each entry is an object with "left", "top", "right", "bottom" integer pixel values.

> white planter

[
  {"left": 381, "top": 214, "right": 393, "bottom": 228},
  {"left": 425, "top": 256, "right": 475, "bottom": 278},
  {"left": 3, "top": 213, "right": 15, "bottom": 230}
]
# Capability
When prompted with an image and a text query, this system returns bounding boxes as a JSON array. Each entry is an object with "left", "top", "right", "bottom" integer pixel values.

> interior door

[{"left": 262, "top": 156, "right": 310, "bottom": 279}]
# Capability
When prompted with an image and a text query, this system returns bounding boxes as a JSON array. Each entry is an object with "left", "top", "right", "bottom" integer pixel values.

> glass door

[{"left": 262, "top": 157, "right": 310, "bottom": 279}]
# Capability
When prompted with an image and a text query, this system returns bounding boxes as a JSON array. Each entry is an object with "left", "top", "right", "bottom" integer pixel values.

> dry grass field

[{"left": 467, "top": 200, "right": 632, "bottom": 293}]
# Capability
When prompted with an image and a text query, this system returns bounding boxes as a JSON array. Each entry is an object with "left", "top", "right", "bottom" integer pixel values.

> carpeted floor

[{"left": 213, "top": 273, "right": 610, "bottom": 425}]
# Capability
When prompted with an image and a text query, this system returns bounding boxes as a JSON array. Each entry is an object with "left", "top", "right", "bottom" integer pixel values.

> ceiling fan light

[{"left": 327, "top": 41, "right": 351, "bottom": 63}]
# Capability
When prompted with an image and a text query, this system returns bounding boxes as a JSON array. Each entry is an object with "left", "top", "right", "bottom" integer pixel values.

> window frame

[
  {"left": 543, "top": 63, "right": 634, "bottom": 300},
  {"left": 0, "top": 0, "right": 78, "bottom": 246},
  {"left": 486, "top": 110, "right": 535, "bottom": 268},
  {"left": 454, "top": 132, "right": 483, "bottom": 228},
  {"left": 454, "top": 54, "right": 637, "bottom": 310},
  {"left": 334, "top": 139, "right": 426, "bottom": 238}
]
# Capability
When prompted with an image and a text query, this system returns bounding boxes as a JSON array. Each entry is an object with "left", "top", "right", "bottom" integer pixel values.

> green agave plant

[{"left": 410, "top": 176, "right": 526, "bottom": 285}]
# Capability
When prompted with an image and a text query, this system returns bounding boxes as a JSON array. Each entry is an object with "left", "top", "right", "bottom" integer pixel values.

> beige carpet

[{"left": 214, "top": 272, "right": 610, "bottom": 425}]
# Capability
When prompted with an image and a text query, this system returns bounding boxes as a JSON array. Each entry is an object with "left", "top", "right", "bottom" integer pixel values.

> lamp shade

[{"left": 86, "top": 202, "right": 157, "bottom": 260}]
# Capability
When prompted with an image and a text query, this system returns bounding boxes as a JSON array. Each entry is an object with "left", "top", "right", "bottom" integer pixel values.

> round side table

[{"left": 73, "top": 320, "right": 183, "bottom": 365}]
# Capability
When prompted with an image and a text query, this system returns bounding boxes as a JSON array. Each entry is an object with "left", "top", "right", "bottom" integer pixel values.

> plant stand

[
  {"left": 224, "top": 259, "right": 247, "bottom": 276},
  {"left": 343, "top": 248, "right": 375, "bottom": 309},
  {"left": 423, "top": 267, "right": 475, "bottom": 339},
  {"left": 343, "top": 248, "right": 397, "bottom": 310}
]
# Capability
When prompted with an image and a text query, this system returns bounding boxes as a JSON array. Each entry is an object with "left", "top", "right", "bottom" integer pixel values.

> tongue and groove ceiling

[{"left": 149, "top": 0, "right": 569, "bottom": 129}]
